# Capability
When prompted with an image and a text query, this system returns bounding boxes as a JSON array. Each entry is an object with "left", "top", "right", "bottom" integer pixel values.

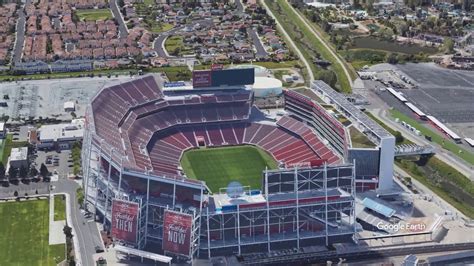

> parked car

[{"left": 95, "top": 246, "right": 104, "bottom": 253}]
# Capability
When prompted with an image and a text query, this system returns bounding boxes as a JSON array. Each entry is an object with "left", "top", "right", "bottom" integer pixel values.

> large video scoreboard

[{"left": 193, "top": 68, "right": 255, "bottom": 88}]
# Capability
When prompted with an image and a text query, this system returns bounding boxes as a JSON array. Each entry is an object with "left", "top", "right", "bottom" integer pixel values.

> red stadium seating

[{"left": 91, "top": 76, "right": 338, "bottom": 179}]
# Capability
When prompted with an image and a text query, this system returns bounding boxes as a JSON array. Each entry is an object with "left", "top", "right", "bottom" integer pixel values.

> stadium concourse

[{"left": 81, "top": 69, "right": 385, "bottom": 261}]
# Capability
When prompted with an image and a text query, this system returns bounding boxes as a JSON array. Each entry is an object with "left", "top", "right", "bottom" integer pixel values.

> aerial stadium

[{"left": 82, "top": 68, "right": 395, "bottom": 260}]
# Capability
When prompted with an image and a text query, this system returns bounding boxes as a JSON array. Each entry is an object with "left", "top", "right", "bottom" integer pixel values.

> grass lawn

[
  {"left": 266, "top": 0, "right": 351, "bottom": 93},
  {"left": 1, "top": 134, "right": 28, "bottom": 165},
  {"left": 341, "top": 49, "right": 388, "bottom": 70},
  {"left": 164, "top": 36, "right": 193, "bottom": 56},
  {"left": 364, "top": 111, "right": 474, "bottom": 218},
  {"left": 76, "top": 9, "right": 113, "bottom": 21},
  {"left": 54, "top": 195, "right": 66, "bottom": 221},
  {"left": 265, "top": 0, "right": 351, "bottom": 93},
  {"left": 252, "top": 60, "right": 300, "bottom": 69},
  {"left": 349, "top": 126, "right": 375, "bottom": 148},
  {"left": 0, "top": 199, "right": 65, "bottom": 265},
  {"left": 194, "top": 60, "right": 302, "bottom": 71},
  {"left": 389, "top": 109, "right": 474, "bottom": 165},
  {"left": 181, "top": 145, "right": 278, "bottom": 192},
  {"left": 0, "top": 66, "right": 191, "bottom": 82},
  {"left": 397, "top": 158, "right": 474, "bottom": 219},
  {"left": 149, "top": 66, "right": 191, "bottom": 81},
  {"left": 0, "top": 139, "right": 5, "bottom": 165},
  {"left": 143, "top": 0, "right": 155, "bottom": 5},
  {"left": 151, "top": 23, "right": 173, "bottom": 33}
]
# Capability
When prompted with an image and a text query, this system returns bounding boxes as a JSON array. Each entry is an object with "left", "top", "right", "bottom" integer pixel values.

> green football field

[
  {"left": 181, "top": 145, "right": 278, "bottom": 192},
  {"left": 0, "top": 199, "right": 65, "bottom": 265}
]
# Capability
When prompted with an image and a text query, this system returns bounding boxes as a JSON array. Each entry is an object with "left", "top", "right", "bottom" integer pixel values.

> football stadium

[{"left": 82, "top": 68, "right": 395, "bottom": 260}]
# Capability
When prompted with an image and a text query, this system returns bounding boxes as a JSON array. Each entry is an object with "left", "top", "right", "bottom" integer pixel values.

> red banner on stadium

[
  {"left": 192, "top": 70, "right": 212, "bottom": 88},
  {"left": 111, "top": 199, "right": 139, "bottom": 244},
  {"left": 211, "top": 64, "right": 224, "bottom": 71},
  {"left": 162, "top": 210, "right": 193, "bottom": 256}
]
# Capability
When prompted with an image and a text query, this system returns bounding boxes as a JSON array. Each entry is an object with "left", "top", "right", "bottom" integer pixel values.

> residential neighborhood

[{"left": 0, "top": 3, "right": 18, "bottom": 65}]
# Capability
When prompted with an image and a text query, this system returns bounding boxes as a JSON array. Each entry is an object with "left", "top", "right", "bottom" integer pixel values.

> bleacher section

[
  {"left": 283, "top": 90, "right": 347, "bottom": 155},
  {"left": 90, "top": 76, "right": 339, "bottom": 179},
  {"left": 147, "top": 120, "right": 340, "bottom": 177}
]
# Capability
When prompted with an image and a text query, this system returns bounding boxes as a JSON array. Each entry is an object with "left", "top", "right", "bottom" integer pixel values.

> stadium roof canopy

[
  {"left": 311, "top": 80, "right": 393, "bottom": 139},
  {"left": 362, "top": 197, "right": 395, "bottom": 218},
  {"left": 115, "top": 245, "right": 172, "bottom": 264}
]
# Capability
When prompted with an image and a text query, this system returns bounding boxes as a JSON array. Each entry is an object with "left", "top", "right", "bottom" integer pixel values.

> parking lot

[
  {"left": 395, "top": 63, "right": 474, "bottom": 124},
  {"left": 0, "top": 76, "right": 134, "bottom": 120},
  {"left": 34, "top": 149, "right": 74, "bottom": 178},
  {"left": 366, "top": 63, "right": 474, "bottom": 150}
]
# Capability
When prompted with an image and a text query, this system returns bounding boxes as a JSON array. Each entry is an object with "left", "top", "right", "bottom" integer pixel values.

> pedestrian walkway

[{"left": 49, "top": 195, "right": 66, "bottom": 245}]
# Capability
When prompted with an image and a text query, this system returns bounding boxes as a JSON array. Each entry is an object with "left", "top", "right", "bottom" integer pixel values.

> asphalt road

[
  {"left": 109, "top": 0, "right": 128, "bottom": 39},
  {"left": 261, "top": 0, "right": 314, "bottom": 80},
  {"left": 153, "top": 19, "right": 211, "bottom": 59},
  {"left": 153, "top": 27, "right": 182, "bottom": 58},
  {"left": 235, "top": 0, "right": 268, "bottom": 58},
  {"left": 247, "top": 28, "right": 268, "bottom": 58},
  {"left": 154, "top": 0, "right": 268, "bottom": 60},
  {"left": 53, "top": 179, "right": 103, "bottom": 266},
  {"left": 12, "top": 0, "right": 29, "bottom": 64},
  {"left": 290, "top": 1, "right": 353, "bottom": 86}
]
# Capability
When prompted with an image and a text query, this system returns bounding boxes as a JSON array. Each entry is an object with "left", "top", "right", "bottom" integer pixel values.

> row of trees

[
  {"left": 0, "top": 162, "right": 49, "bottom": 180},
  {"left": 71, "top": 142, "right": 82, "bottom": 176}
]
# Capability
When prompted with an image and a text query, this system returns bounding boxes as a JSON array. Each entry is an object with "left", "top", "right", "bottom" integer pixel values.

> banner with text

[
  {"left": 192, "top": 70, "right": 212, "bottom": 88},
  {"left": 162, "top": 210, "right": 193, "bottom": 256},
  {"left": 111, "top": 199, "right": 139, "bottom": 244}
]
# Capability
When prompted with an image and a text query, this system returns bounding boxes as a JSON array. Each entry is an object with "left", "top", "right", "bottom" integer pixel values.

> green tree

[
  {"left": 317, "top": 70, "right": 338, "bottom": 88},
  {"left": 19, "top": 166, "right": 28, "bottom": 179},
  {"left": 443, "top": 37, "right": 454, "bottom": 54},
  {"left": 29, "top": 166, "right": 38, "bottom": 177},
  {"left": 386, "top": 53, "right": 399, "bottom": 64},
  {"left": 8, "top": 166, "right": 18, "bottom": 179},
  {"left": 0, "top": 162, "right": 5, "bottom": 179},
  {"left": 40, "top": 163, "right": 49, "bottom": 177},
  {"left": 63, "top": 225, "right": 73, "bottom": 238},
  {"left": 394, "top": 131, "right": 404, "bottom": 144}
]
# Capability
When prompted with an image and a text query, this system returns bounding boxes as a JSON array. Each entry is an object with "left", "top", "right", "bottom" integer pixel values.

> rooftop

[
  {"left": 362, "top": 197, "right": 396, "bottom": 218},
  {"left": 39, "top": 119, "right": 84, "bottom": 142},
  {"left": 10, "top": 147, "right": 28, "bottom": 162},
  {"left": 311, "top": 80, "right": 393, "bottom": 139}
]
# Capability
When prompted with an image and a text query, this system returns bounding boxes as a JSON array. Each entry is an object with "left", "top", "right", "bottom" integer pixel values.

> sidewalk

[
  {"left": 373, "top": 108, "right": 474, "bottom": 181},
  {"left": 49, "top": 195, "right": 66, "bottom": 245}
]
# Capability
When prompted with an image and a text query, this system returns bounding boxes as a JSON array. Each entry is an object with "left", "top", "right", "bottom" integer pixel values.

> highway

[
  {"left": 53, "top": 179, "right": 103, "bottom": 266},
  {"left": 11, "top": 0, "right": 29, "bottom": 64},
  {"left": 109, "top": 0, "right": 128, "bottom": 39}
]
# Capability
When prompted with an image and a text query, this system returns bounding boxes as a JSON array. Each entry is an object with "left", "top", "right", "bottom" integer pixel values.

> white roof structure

[
  {"left": 252, "top": 77, "right": 283, "bottom": 90},
  {"left": 465, "top": 138, "right": 474, "bottom": 147},
  {"left": 212, "top": 193, "right": 266, "bottom": 209},
  {"left": 0, "top": 122, "right": 4, "bottom": 132},
  {"left": 427, "top": 115, "right": 461, "bottom": 140},
  {"left": 10, "top": 147, "right": 28, "bottom": 162},
  {"left": 405, "top": 102, "right": 426, "bottom": 117},
  {"left": 114, "top": 245, "right": 172, "bottom": 264},
  {"left": 64, "top": 101, "right": 75, "bottom": 110},
  {"left": 387, "top": 87, "right": 407, "bottom": 102},
  {"left": 39, "top": 119, "right": 85, "bottom": 142}
]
